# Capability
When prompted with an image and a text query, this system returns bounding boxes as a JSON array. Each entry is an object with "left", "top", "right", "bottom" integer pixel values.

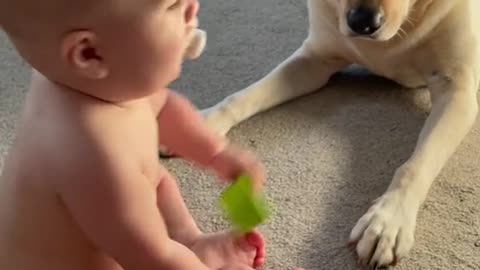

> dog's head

[{"left": 326, "top": 0, "right": 420, "bottom": 41}]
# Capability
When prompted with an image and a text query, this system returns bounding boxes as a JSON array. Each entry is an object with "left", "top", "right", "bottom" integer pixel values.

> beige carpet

[{"left": 1, "top": 0, "right": 479, "bottom": 269}]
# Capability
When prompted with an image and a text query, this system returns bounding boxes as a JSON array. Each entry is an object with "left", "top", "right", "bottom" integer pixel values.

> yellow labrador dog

[{"left": 203, "top": 0, "right": 479, "bottom": 268}]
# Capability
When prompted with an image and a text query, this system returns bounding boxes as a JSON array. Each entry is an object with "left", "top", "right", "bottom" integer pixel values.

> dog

[{"left": 202, "top": 0, "right": 480, "bottom": 268}]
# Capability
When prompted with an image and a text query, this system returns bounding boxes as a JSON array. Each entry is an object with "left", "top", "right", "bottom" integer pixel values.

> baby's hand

[{"left": 210, "top": 144, "right": 265, "bottom": 192}]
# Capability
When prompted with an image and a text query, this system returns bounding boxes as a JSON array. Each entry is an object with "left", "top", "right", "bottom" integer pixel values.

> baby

[{"left": 0, "top": 0, "right": 278, "bottom": 269}]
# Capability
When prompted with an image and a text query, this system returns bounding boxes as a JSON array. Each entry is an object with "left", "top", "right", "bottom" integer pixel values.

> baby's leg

[
  {"left": 156, "top": 169, "right": 202, "bottom": 246},
  {"left": 156, "top": 170, "right": 266, "bottom": 269}
]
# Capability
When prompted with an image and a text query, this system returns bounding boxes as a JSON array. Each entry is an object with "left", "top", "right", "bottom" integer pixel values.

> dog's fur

[{"left": 203, "top": 0, "right": 480, "bottom": 268}]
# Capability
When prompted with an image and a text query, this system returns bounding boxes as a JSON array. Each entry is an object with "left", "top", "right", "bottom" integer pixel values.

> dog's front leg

[
  {"left": 202, "top": 41, "right": 349, "bottom": 136},
  {"left": 350, "top": 69, "right": 479, "bottom": 268}
]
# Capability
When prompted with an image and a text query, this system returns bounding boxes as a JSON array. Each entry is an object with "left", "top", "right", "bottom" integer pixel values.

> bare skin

[
  {"left": 0, "top": 72, "right": 267, "bottom": 270},
  {"left": 0, "top": 0, "right": 303, "bottom": 269}
]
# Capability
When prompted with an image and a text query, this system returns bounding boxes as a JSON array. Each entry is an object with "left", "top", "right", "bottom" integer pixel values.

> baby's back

[
  {"left": 0, "top": 74, "right": 162, "bottom": 270},
  {"left": 0, "top": 156, "right": 122, "bottom": 270}
]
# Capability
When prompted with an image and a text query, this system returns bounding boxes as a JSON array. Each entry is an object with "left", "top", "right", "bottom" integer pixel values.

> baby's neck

[{"left": 33, "top": 70, "right": 153, "bottom": 109}]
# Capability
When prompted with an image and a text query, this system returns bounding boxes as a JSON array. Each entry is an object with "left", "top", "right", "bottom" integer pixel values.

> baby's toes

[
  {"left": 222, "top": 264, "right": 256, "bottom": 270},
  {"left": 237, "top": 230, "right": 266, "bottom": 268}
]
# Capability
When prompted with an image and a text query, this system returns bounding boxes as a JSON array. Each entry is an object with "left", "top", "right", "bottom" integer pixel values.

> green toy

[{"left": 220, "top": 175, "right": 271, "bottom": 233}]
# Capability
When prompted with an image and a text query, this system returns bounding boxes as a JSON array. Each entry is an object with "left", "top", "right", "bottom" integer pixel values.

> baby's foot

[{"left": 190, "top": 230, "right": 266, "bottom": 269}]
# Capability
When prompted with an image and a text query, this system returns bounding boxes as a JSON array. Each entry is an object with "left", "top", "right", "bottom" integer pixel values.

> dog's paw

[
  {"left": 349, "top": 191, "right": 418, "bottom": 269},
  {"left": 201, "top": 106, "right": 235, "bottom": 136}
]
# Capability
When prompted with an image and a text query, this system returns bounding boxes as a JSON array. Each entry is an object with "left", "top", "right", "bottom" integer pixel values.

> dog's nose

[{"left": 347, "top": 7, "right": 384, "bottom": 36}]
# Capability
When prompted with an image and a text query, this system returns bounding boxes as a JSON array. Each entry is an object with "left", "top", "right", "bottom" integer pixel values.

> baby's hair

[
  {"left": 0, "top": 0, "right": 114, "bottom": 79},
  {"left": 0, "top": 0, "right": 153, "bottom": 41},
  {"left": 0, "top": 0, "right": 130, "bottom": 40},
  {"left": 7, "top": 1, "right": 81, "bottom": 34}
]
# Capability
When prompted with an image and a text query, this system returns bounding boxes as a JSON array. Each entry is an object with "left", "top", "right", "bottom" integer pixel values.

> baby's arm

[
  {"left": 52, "top": 144, "right": 210, "bottom": 270},
  {"left": 155, "top": 91, "right": 265, "bottom": 189},
  {"left": 156, "top": 90, "right": 226, "bottom": 167}
]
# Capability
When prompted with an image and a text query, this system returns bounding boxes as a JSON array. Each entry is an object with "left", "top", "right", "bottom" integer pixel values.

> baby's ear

[{"left": 61, "top": 31, "right": 109, "bottom": 80}]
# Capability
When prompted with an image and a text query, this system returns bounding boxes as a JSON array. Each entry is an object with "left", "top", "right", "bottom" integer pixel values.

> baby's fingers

[{"left": 241, "top": 157, "right": 265, "bottom": 192}]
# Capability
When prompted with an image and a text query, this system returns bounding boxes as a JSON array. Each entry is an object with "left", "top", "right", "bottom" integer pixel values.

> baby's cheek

[
  {"left": 162, "top": 44, "right": 184, "bottom": 71},
  {"left": 152, "top": 54, "right": 182, "bottom": 87}
]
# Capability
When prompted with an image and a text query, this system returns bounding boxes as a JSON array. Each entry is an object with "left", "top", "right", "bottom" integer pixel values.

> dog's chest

[{"left": 346, "top": 44, "right": 427, "bottom": 88}]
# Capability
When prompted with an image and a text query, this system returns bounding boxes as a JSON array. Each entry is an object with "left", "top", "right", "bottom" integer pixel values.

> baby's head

[{"left": 0, "top": 0, "right": 200, "bottom": 102}]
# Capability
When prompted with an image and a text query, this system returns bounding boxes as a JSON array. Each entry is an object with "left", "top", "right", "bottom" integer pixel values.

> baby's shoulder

[
  {"left": 23, "top": 97, "right": 139, "bottom": 177},
  {"left": 18, "top": 74, "right": 147, "bottom": 182},
  {"left": 32, "top": 107, "right": 131, "bottom": 169}
]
